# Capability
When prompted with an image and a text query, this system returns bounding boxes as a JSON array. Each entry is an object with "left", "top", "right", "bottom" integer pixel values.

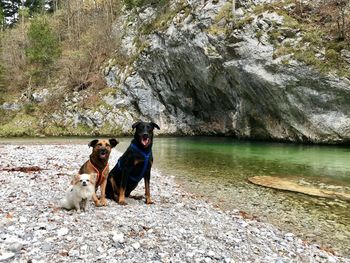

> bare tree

[
  {"left": 335, "top": 0, "right": 349, "bottom": 40},
  {"left": 320, "top": 0, "right": 349, "bottom": 41}
]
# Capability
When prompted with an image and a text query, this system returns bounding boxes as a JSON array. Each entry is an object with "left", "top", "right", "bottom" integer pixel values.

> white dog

[{"left": 61, "top": 173, "right": 96, "bottom": 212}]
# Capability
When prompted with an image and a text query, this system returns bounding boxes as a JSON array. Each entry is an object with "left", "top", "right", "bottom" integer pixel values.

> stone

[
  {"left": 1, "top": 102, "right": 21, "bottom": 111},
  {"left": 112, "top": 233, "right": 125, "bottom": 244},
  {"left": 132, "top": 242, "right": 141, "bottom": 250},
  {"left": 69, "top": 249, "right": 80, "bottom": 257},
  {"left": 7, "top": 242, "right": 23, "bottom": 252},
  {"left": 57, "top": 228, "right": 69, "bottom": 236},
  {"left": 235, "top": 8, "right": 245, "bottom": 18},
  {"left": 0, "top": 251, "right": 15, "bottom": 261},
  {"left": 341, "top": 49, "right": 350, "bottom": 64}
]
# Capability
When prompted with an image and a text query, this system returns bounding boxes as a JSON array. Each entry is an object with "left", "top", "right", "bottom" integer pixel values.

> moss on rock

[{"left": 0, "top": 113, "right": 39, "bottom": 137}]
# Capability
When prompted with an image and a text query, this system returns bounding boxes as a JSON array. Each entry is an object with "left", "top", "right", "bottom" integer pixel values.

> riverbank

[{"left": 0, "top": 144, "right": 348, "bottom": 262}]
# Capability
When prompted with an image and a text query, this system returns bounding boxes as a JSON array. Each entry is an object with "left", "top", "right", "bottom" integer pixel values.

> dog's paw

[
  {"left": 145, "top": 200, "right": 154, "bottom": 205},
  {"left": 100, "top": 198, "right": 107, "bottom": 206},
  {"left": 118, "top": 201, "right": 128, "bottom": 206},
  {"left": 94, "top": 200, "right": 102, "bottom": 207}
]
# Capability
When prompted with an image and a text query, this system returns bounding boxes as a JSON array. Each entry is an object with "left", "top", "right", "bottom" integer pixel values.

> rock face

[
  {"left": 1, "top": 0, "right": 350, "bottom": 143},
  {"left": 103, "top": 0, "right": 350, "bottom": 143}
]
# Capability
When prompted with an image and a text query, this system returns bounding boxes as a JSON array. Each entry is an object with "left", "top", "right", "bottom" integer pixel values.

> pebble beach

[{"left": 0, "top": 143, "right": 348, "bottom": 263}]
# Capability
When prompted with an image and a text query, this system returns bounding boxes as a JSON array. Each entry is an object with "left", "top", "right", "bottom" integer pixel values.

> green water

[
  {"left": 153, "top": 137, "right": 350, "bottom": 184},
  {"left": 1, "top": 137, "right": 350, "bottom": 256},
  {"left": 150, "top": 137, "right": 350, "bottom": 257}
]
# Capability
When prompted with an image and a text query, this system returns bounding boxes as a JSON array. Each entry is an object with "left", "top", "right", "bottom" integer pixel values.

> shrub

[
  {"left": 24, "top": 103, "right": 36, "bottom": 114},
  {"left": 327, "top": 41, "right": 349, "bottom": 52},
  {"left": 294, "top": 49, "right": 320, "bottom": 67},
  {"left": 124, "top": 0, "right": 167, "bottom": 10},
  {"left": 303, "top": 30, "right": 323, "bottom": 46},
  {"left": 0, "top": 25, "right": 29, "bottom": 91},
  {"left": 26, "top": 16, "right": 60, "bottom": 66},
  {"left": 0, "top": 71, "right": 5, "bottom": 103},
  {"left": 325, "top": 48, "right": 339, "bottom": 61},
  {"left": 0, "top": 45, "right": 5, "bottom": 103}
]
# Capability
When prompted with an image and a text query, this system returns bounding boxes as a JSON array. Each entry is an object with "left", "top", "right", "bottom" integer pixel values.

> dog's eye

[{"left": 80, "top": 179, "right": 83, "bottom": 182}]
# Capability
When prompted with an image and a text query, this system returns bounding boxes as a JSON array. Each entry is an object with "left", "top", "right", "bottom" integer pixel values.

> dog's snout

[
  {"left": 82, "top": 181, "right": 87, "bottom": 186},
  {"left": 100, "top": 148, "right": 107, "bottom": 154}
]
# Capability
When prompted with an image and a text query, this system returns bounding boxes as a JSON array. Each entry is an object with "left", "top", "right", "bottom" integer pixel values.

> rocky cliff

[
  {"left": 103, "top": 0, "right": 350, "bottom": 143},
  {"left": 1, "top": 0, "right": 350, "bottom": 143}
]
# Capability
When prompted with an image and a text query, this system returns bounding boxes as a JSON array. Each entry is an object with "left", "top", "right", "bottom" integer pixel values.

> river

[{"left": 1, "top": 136, "right": 349, "bottom": 256}]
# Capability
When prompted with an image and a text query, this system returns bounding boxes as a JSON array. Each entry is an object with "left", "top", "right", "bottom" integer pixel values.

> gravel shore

[{"left": 0, "top": 144, "right": 348, "bottom": 263}]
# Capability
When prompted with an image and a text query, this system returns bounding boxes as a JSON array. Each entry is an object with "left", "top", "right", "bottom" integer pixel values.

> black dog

[{"left": 106, "top": 121, "right": 160, "bottom": 205}]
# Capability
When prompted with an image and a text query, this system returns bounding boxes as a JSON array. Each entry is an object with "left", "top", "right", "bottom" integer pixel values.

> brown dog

[{"left": 79, "top": 139, "right": 119, "bottom": 206}]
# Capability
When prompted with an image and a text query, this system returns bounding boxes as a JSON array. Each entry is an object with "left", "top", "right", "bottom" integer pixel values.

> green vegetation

[
  {"left": 0, "top": 113, "right": 39, "bottom": 137},
  {"left": 302, "top": 30, "right": 323, "bottom": 46},
  {"left": 25, "top": 16, "right": 61, "bottom": 85},
  {"left": 0, "top": 6, "right": 4, "bottom": 30},
  {"left": 123, "top": 0, "right": 167, "bottom": 10},
  {"left": 206, "top": 0, "right": 350, "bottom": 77},
  {"left": 252, "top": 0, "right": 350, "bottom": 77},
  {"left": 215, "top": 2, "right": 233, "bottom": 22},
  {"left": 0, "top": 0, "right": 125, "bottom": 137},
  {"left": 0, "top": 58, "right": 4, "bottom": 104},
  {"left": 207, "top": 2, "right": 232, "bottom": 36},
  {"left": 141, "top": 1, "right": 189, "bottom": 35},
  {"left": 26, "top": 16, "right": 60, "bottom": 66},
  {"left": 40, "top": 122, "right": 93, "bottom": 136},
  {"left": 234, "top": 15, "right": 254, "bottom": 29},
  {"left": 98, "top": 123, "right": 124, "bottom": 136}
]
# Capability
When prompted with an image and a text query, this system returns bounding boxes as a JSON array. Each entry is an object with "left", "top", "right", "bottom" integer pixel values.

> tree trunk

[
  {"left": 341, "top": 6, "right": 346, "bottom": 40},
  {"left": 21, "top": 2, "right": 24, "bottom": 31}
]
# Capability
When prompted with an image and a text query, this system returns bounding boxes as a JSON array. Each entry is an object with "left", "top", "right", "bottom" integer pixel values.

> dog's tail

[
  {"left": 60, "top": 187, "right": 74, "bottom": 210},
  {"left": 60, "top": 197, "right": 71, "bottom": 210}
]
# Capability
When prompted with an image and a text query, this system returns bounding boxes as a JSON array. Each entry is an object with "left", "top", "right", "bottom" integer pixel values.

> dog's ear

[
  {"left": 132, "top": 121, "right": 141, "bottom": 130},
  {"left": 88, "top": 139, "right": 99, "bottom": 148},
  {"left": 71, "top": 174, "right": 81, "bottom": 185},
  {"left": 151, "top": 122, "right": 160, "bottom": 130},
  {"left": 109, "top": 139, "right": 119, "bottom": 148}
]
